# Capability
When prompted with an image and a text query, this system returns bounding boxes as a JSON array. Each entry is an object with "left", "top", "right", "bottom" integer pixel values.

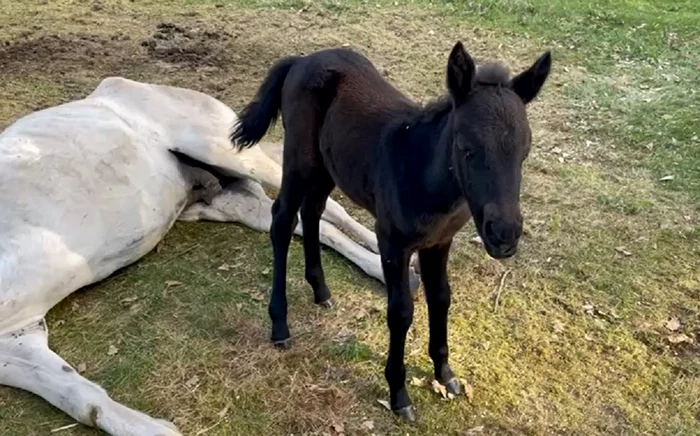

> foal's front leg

[
  {"left": 378, "top": 237, "right": 416, "bottom": 421},
  {"left": 419, "top": 242, "right": 462, "bottom": 396}
]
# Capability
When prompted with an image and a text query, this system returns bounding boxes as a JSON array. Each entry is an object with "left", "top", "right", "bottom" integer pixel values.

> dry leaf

[
  {"left": 410, "top": 376, "right": 426, "bottom": 387},
  {"left": 553, "top": 320, "right": 566, "bottom": 334},
  {"left": 431, "top": 379, "right": 448, "bottom": 398},
  {"left": 185, "top": 375, "right": 200, "bottom": 388},
  {"left": 235, "top": 303, "right": 243, "bottom": 311},
  {"left": 463, "top": 381, "right": 474, "bottom": 401},
  {"left": 107, "top": 345, "right": 119, "bottom": 356},
  {"left": 165, "top": 280, "right": 183, "bottom": 287},
  {"left": 250, "top": 291, "right": 265, "bottom": 301},
  {"left": 615, "top": 246, "right": 632, "bottom": 256},
  {"left": 54, "top": 319, "right": 65, "bottom": 327},
  {"left": 582, "top": 303, "right": 595, "bottom": 315},
  {"left": 667, "top": 333, "right": 692, "bottom": 344},
  {"left": 331, "top": 423, "right": 344, "bottom": 434},
  {"left": 129, "top": 303, "right": 143, "bottom": 314},
  {"left": 470, "top": 235, "right": 483, "bottom": 245},
  {"left": 261, "top": 268, "right": 270, "bottom": 276},
  {"left": 665, "top": 317, "right": 681, "bottom": 331},
  {"left": 376, "top": 399, "right": 391, "bottom": 411},
  {"left": 332, "top": 327, "right": 355, "bottom": 345},
  {"left": 76, "top": 362, "right": 87, "bottom": 373},
  {"left": 465, "top": 426, "right": 485, "bottom": 434},
  {"left": 154, "top": 241, "right": 165, "bottom": 253},
  {"left": 360, "top": 420, "right": 374, "bottom": 430},
  {"left": 120, "top": 296, "right": 138, "bottom": 305},
  {"left": 659, "top": 175, "right": 674, "bottom": 181},
  {"left": 218, "top": 263, "right": 230, "bottom": 271},
  {"left": 217, "top": 405, "right": 230, "bottom": 419}
]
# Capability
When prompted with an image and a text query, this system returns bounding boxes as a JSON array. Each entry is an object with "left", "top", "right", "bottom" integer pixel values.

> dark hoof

[
  {"left": 317, "top": 298, "right": 334, "bottom": 309},
  {"left": 272, "top": 338, "right": 292, "bottom": 350},
  {"left": 393, "top": 405, "right": 417, "bottom": 422},
  {"left": 444, "top": 378, "right": 462, "bottom": 396}
]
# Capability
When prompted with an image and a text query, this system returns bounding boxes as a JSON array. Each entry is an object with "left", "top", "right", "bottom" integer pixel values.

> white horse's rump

[{"left": 0, "top": 77, "right": 411, "bottom": 435}]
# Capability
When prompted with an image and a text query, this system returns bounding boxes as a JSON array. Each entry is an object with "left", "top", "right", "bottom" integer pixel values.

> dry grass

[{"left": 0, "top": 1, "right": 698, "bottom": 435}]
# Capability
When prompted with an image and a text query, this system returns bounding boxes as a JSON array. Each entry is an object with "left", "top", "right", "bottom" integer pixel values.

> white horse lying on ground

[{"left": 0, "top": 77, "right": 419, "bottom": 435}]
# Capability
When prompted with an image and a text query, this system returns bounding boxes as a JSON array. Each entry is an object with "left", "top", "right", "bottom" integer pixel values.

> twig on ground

[
  {"left": 195, "top": 421, "right": 222, "bottom": 435},
  {"left": 50, "top": 423, "right": 79, "bottom": 433},
  {"left": 493, "top": 269, "right": 512, "bottom": 312}
]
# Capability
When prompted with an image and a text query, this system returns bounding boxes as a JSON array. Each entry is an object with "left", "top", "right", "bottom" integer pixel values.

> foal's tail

[{"left": 230, "top": 56, "right": 300, "bottom": 149}]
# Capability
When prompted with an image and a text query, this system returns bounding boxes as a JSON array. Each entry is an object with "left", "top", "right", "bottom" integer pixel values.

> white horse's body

[{"left": 0, "top": 77, "right": 401, "bottom": 435}]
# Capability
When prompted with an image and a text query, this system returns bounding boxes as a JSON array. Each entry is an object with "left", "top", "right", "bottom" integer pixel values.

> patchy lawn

[{"left": 0, "top": 0, "right": 698, "bottom": 435}]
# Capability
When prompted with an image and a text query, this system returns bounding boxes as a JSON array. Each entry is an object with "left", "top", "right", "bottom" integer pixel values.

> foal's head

[{"left": 446, "top": 42, "right": 551, "bottom": 259}]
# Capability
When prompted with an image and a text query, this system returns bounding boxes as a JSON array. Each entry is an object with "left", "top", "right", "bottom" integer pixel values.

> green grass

[{"left": 0, "top": 0, "right": 698, "bottom": 435}]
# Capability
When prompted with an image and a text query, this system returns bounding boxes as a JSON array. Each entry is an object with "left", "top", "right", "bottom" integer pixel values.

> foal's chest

[{"left": 415, "top": 203, "right": 472, "bottom": 248}]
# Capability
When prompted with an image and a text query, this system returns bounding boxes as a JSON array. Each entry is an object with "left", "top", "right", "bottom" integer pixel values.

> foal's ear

[
  {"left": 510, "top": 51, "right": 552, "bottom": 104},
  {"left": 446, "top": 41, "right": 476, "bottom": 104}
]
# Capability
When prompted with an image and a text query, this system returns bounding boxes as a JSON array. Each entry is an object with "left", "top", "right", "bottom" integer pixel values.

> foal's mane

[{"left": 403, "top": 61, "right": 512, "bottom": 128}]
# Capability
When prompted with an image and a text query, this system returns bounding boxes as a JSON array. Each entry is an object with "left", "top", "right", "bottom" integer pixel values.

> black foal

[{"left": 231, "top": 42, "right": 551, "bottom": 420}]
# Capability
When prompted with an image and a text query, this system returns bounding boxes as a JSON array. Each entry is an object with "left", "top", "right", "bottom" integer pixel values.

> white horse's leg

[
  {"left": 0, "top": 320, "right": 180, "bottom": 436},
  {"left": 180, "top": 179, "right": 420, "bottom": 291},
  {"left": 318, "top": 200, "right": 379, "bottom": 253},
  {"left": 252, "top": 142, "right": 380, "bottom": 252}
]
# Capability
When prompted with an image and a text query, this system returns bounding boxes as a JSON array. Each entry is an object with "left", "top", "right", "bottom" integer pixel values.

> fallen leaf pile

[{"left": 664, "top": 317, "right": 694, "bottom": 345}]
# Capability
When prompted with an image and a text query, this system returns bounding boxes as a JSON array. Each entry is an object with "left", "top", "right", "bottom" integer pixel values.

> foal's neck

[{"left": 397, "top": 102, "right": 464, "bottom": 209}]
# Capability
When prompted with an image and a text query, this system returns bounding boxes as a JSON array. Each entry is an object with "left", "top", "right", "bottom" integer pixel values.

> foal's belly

[
  {"left": 319, "top": 148, "right": 377, "bottom": 214},
  {"left": 318, "top": 107, "right": 388, "bottom": 215}
]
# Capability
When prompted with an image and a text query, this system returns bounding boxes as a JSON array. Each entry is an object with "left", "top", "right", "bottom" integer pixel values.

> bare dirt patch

[
  {"left": 0, "top": 33, "right": 136, "bottom": 76},
  {"left": 141, "top": 23, "right": 232, "bottom": 69}
]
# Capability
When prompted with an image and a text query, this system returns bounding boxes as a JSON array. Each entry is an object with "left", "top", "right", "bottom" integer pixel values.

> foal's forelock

[
  {"left": 459, "top": 85, "right": 531, "bottom": 153},
  {"left": 474, "top": 62, "right": 511, "bottom": 86}
]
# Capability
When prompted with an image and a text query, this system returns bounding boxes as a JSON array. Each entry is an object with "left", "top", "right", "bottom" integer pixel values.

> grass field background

[{"left": 0, "top": 0, "right": 698, "bottom": 434}]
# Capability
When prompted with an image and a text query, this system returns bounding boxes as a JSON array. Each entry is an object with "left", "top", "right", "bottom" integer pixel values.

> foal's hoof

[
  {"left": 444, "top": 378, "right": 462, "bottom": 396},
  {"left": 393, "top": 405, "right": 417, "bottom": 423},
  {"left": 272, "top": 338, "right": 292, "bottom": 350},
  {"left": 317, "top": 297, "right": 335, "bottom": 309}
]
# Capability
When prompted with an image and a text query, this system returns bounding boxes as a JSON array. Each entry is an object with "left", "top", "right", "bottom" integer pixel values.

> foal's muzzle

[{"left": 482, "top": 217, "right": 522, "bottom": 259}]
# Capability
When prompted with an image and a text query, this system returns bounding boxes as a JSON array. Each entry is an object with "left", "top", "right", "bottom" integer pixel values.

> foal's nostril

[{"left": 484, "top": 220, "right": 521, "bottom": 246}]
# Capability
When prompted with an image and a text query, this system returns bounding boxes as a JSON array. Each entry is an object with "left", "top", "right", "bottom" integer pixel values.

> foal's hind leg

[
  {"left": 300, "top": 172, "right": 336, "bottom": 308},
  {"left": 269, "top": 176, "right": 306, "bottom": 348},
  {"left": 268, "top": 93, "right": 332, "bottom": 348}
]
